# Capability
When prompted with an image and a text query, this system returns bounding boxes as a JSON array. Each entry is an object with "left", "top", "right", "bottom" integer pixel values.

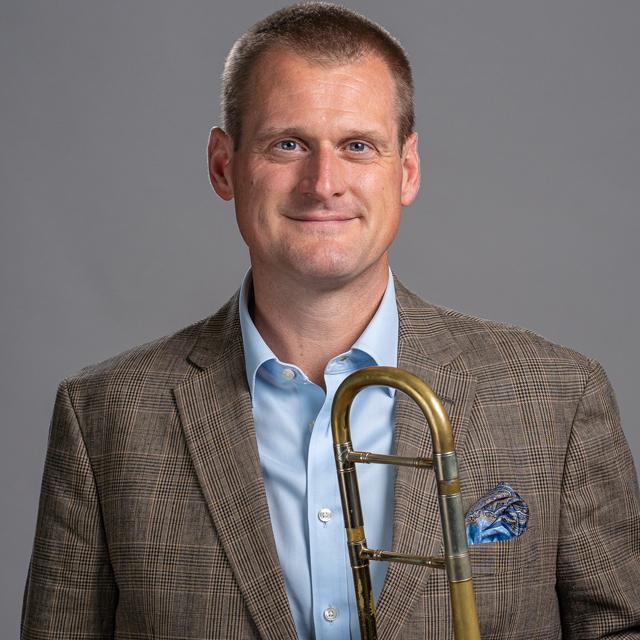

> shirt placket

[{"left": 307, "top": 359, "right": 355, "bottom": 639}]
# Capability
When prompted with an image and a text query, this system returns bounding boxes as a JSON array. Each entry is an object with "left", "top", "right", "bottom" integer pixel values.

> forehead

[{"left": 242, "top": 48, "right": 398, "bottom": 139}]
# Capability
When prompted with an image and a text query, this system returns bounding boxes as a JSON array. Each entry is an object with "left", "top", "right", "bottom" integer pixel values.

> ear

[
  {"left": 208, "top": 127, "right": 235, "bottom": 201},
  {"left": 400, "top": 132, "right": 421, "bottom": 207}
]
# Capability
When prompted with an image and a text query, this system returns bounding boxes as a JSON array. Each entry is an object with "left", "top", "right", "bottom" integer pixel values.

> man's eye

[
  {"left": 274, "top": 140, "right": 299, "bottom": 152},
  {"left": 347, "top": 141, "right": 371, "bottom": 153}
]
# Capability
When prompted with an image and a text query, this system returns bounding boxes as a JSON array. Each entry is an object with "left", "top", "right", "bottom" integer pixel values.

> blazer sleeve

[
  {"left": 556, "top": 360, "right": 640, "bottom": 638},
  {"left": 21, "top": 379, "right": 118, "bottom": 639}
]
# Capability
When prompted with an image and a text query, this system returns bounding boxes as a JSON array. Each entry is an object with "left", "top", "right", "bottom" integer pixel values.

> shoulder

[
  {"left": 61, "top": 293, "right": 239, "bottom": 411},
  {"left": 61, "top": 317, "right": 204, "bottom": 411},
  {"left": 395, "top": 278, "right": 597, "bottom": 387},
  {"left": 443, "top": 305, "right": 592, "bottom": 372}
]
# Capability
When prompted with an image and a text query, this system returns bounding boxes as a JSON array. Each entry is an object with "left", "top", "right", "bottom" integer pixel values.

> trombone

[{"left": 331, "top": 366, "right": 480, "bottom": 640}]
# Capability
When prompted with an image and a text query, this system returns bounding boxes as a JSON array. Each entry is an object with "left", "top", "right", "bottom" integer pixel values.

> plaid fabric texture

[{"left": 22, "top": 278, "right": 640, "bottom": 639}]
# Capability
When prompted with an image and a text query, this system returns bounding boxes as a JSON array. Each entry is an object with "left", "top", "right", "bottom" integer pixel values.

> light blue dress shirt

[{"left": 239, "top": 269, "right": 398, "bottom": 640}]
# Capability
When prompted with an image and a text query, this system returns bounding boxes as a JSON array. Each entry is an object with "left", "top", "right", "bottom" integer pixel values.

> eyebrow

[{"left": 253, "top": 127, "right": 303, "bottom": 145}]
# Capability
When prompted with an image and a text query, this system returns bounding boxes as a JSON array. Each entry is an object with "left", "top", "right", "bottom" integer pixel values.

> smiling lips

[
  {"left": 291, "top": 216, "right": 356, "bottom": 222},
  {"left": 284, "top": 210, "right": 360, "bottom": 223}
]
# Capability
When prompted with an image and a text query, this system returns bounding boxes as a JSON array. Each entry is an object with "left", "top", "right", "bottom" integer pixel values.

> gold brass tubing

[
  {"left": 347, "top": 450, "right": 433, "bottom": 468},
  {"left": 331, "top": 366, "right": 480, "bottom": 640},
  {"left": 353, "top": 565, "right": 377, "bottom": 640},
  {"left": 438, "top": 478, "right": 462, "bottom": 496},
  {"left": 331, "top": 366, "right": 455, "bottom": 454},
  {"left": 347, "top": 527, "right": 366, "bottom": 544},
  {"left": 360, "top": 547, "right": 446, "bottom": 569},
  {"left": 451, "top": 580, "right": 481, "bottom": 640}
]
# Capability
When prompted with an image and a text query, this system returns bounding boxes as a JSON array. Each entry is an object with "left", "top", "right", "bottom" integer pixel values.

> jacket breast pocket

[
  {"left": 468, "top": 528, "right": 537, "bottom": 576},
  {"left": 467, "top": 530, "right": 562, "bottom": 639}
]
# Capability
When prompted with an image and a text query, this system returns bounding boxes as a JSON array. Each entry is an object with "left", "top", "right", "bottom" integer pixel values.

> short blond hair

[{"left": 221, "top": 3, "right": 415, "bottom": 150}]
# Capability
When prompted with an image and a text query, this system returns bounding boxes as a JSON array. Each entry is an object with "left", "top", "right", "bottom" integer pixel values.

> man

[{"left": 22, "top": 4, "right": 640, "bottom": 639}]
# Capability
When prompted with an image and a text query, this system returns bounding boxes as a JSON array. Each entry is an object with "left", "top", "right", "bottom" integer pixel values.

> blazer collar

[
  {"left": 184, "top": 277, "right": 463, "bottom": 371},
  {"left": 394, "top": 275, "right": 465, "bottom": 366},
  {"left": 174, "top": 292, "right": 298, "bottom": 640},
  {"left": 375, "top": 277, "right": 478, "bottom": 639}
]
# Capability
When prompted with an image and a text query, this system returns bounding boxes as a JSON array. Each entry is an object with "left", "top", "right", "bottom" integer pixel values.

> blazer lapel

[
  {"left": 375, "top": 280, "right": 478, "bottom": 640},
  {"left": 172, "top": 295, "right": 297, "bottom": 640}
]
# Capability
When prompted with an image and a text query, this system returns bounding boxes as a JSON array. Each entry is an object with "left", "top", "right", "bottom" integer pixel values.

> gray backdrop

[{"left": 2, "top": 0, "right": 638, "bottom": 633}]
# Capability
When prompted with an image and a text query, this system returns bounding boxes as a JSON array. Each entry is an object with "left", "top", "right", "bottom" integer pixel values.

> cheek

[
  {"left": 262, "top": 164, "right": 302, "bottom": 194},
  {"left": 234, "top": 181, "right": 285, "bottom": 240},
  {"left": 244, "top": 166, "right": 299, "bottom": 208},
  {"left": 354, "top": 164, "right": 403, "bottom": 197}
]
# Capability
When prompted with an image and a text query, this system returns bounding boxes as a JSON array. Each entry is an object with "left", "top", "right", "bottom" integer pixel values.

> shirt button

[
  {"left": 318, "top": 507, "right": 332, "bottom": 523},
  {"left": 308, "top": 420, "right": 315, "bottom": 431},
  {"left": 323, "top": 606, "right": 338, "bottom": 622},
  {"left": 281, "top": 367, "right": 295, "bottom": 381}
]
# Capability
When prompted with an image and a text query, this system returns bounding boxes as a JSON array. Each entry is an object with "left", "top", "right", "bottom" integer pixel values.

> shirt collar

[{"left": 238, "top": 268, "right": 398, "bottom": 399}]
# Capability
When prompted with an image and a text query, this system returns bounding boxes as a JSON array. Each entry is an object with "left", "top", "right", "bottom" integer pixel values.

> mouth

[
  {"left": 284, "top": 210, "right": 359, "bottom": 223},
  {"left": 290, "top": 217, "right": 357, "bottom": 224}
]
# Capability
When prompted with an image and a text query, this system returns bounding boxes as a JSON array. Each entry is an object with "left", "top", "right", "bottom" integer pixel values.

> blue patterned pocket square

[{"left": 465, "top": 482, "right": 529, "bottom": 545}]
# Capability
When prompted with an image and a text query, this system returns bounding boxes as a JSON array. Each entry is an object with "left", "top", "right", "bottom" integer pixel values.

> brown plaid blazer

[{"left": 22, "top": 278, "right": 640, "bottom": 639}]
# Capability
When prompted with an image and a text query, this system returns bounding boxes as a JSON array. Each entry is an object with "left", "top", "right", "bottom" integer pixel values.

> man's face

[{"left": 210, "top": 48, "right": 420, "bottom": 289}]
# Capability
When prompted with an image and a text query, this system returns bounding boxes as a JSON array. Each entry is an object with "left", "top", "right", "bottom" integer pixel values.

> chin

[{"left": 286, "top": 256, "right": 370, "bottom": 288}]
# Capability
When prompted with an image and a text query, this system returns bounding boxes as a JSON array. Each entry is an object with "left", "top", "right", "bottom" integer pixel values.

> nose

[{"left": 299, "top": 146, "right": 347, "bottom": 201}]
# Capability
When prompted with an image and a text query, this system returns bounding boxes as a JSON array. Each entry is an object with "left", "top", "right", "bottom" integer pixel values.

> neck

[{"left": 249, "top": 262, "right": 390, "bottom": 387}]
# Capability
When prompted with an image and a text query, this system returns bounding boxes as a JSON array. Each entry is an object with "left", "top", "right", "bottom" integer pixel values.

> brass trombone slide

[{"left": 331, "top": 366, "right": 480, "bottom": 640}]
